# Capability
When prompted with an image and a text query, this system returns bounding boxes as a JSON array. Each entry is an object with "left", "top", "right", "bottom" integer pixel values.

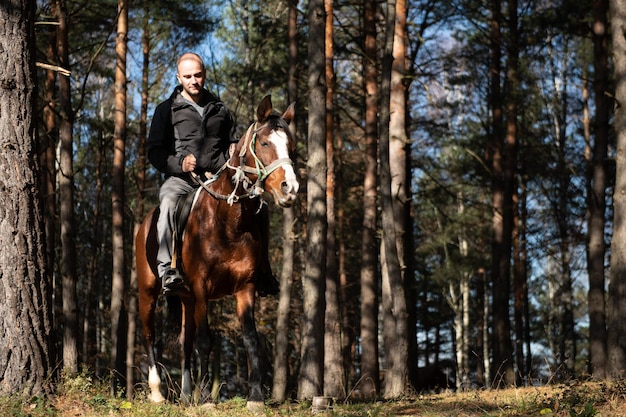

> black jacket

[{"left": 147, "top": 86, "right": 237, "bottom": 176}]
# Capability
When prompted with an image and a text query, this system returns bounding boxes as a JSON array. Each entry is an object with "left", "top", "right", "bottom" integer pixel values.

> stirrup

[{"left": 162, "top": 267, "right": 187, "bottom": 295}]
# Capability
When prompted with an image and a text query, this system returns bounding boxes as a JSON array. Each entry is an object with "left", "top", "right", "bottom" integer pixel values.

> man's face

[{"left": 176, "top": 58, "right": 205, "bottom": 99}]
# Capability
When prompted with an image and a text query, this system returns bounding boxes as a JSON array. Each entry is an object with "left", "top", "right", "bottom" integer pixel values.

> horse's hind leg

[
  {"left": 137, "top": 214, "right": 166, "bottom": 404},
  {"left": 235, "top": 288, "right": 264, "bottom": 409}
]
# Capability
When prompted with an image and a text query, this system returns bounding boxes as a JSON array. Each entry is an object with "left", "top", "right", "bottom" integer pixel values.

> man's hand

[{"left": 182, "top": 154, "right": 197, "bottom": 172}]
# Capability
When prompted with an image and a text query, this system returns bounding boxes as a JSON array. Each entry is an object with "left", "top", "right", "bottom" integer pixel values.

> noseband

[{"left": 192, "top": 120, "right": 294, "bottom": 207}]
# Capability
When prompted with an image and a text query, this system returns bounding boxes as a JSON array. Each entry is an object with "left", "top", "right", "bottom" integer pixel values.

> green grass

[{"left": 4, "top": 376, "right": 626, "bottom": 416}]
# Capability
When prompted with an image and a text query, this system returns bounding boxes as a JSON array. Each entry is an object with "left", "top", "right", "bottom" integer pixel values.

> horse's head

[{"left": 235, "top": 95, "right": 299, "bottom": 207}]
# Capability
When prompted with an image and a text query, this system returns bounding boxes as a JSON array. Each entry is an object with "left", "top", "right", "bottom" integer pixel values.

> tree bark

[
  {"left": 323, "top": 0, "right": 345, "bottom": 399},
  {"left": 392, "top": 0, "right": 418, "bottom": 391},
  {"left": 110, "top": 0, "right": 128, "bottom": 394},
  {"left": 126, "top": 1, "right": 150, "bottom": 397},
  {"left": 298, "top": 0, "right": 327, "bottom": 400},
  {"left": 56, "top": 0, "right": 79, "bottom": 377},
  {"left": 513, "top": 173, "right": 530, "bottom": 383},
  {"left": 489, "top": 0, "right": 515, "bottom": 387},
  {"left": 497, "top": 0, "right": 517, "bottom": 385},
  {"left": 0, "top": 0, "right": 53, "bottom": 396},
  {"left": 272, "top": 0, "right": 299, "bottom": 402},
  {"left": 608, "top": 0, "right": 626, "bottom": 376},
  {"left": 380, "top": 0, "right": 408, "bottom": 399},
  {"left": 41, "top": 0, "right": 57, "bottom": 330},
  {"left": 588, "top": 0, "right": 609, "bottom": 379},
  {"left": 359, "top": 0, "right": 380, "bottom": 400}
]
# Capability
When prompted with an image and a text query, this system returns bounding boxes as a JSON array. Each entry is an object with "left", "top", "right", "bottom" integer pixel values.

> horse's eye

[{"left": 260, "top": 140, "right": 270, "bottom": 147}]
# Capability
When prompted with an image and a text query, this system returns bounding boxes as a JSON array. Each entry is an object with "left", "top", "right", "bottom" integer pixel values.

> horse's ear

[
  {"left": 282, "top": 102, "right": 295, "bottom": 125},
  {"left": 257, "top": 95, "right": 273, "bottom": 123}
]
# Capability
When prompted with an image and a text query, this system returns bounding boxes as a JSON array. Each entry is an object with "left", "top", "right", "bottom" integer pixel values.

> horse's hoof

[
  {"left": 150, "top": 392, "right": 166, "bottom": 404},
  {"left": 246, "top": 401, "right": 265, "bottom": 414}
]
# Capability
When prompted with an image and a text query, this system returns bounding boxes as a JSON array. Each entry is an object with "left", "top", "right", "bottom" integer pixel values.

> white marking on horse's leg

[
  {"left": 181, "top": 368, "right": 193, "bottom": 404},
  {"left": 148, "top": 365, "right": 166, "bottom": 403},
  {"left": 247, "top": 400, "right": 265, "bottom": 414}
]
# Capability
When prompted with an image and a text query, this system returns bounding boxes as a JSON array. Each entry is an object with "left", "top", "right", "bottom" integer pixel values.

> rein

[{"left": 191, "top": 121, "right": 294, "bottom": 208}]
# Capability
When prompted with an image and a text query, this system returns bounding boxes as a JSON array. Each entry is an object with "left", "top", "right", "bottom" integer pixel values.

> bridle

[{"left": 191, "top": 120, "right": 294, "bottom": 207}]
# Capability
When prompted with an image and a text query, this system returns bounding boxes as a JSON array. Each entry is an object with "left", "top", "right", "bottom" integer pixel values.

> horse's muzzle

[{"left": 270, "top": 188, "right": 298, "bottom": 207}]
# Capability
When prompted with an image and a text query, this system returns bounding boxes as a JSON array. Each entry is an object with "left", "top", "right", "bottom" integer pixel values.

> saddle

[
  {"left": 170, "top": 172, "right": 218, "bottom": 271},
  {"left": 170, "top": 188, "right": 199, "bottom": 271}
]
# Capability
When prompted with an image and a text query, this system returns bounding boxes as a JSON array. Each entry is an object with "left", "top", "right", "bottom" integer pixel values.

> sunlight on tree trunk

[
  {"left": 380, "top": 0, "right": 409, "bottom": 399},
  {"left": 110, "top": 0, "right": 128, "bottom": 395}
]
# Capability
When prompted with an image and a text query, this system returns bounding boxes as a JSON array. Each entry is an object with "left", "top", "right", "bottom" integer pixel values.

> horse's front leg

[
  {"left": 194, "top": 306, "right": 212, "bottom": 404},
  {"left": 138, "top": 275, "right": 165, "bottom": 403},
  {"left": 235, "top": 287, "right": 264, "bottom": 409},
  {"left": 179, "top": 298, "right": 198, "bottom": 404}
]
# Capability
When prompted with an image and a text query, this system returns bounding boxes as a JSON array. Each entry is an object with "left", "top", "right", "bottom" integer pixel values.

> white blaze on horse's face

[{"left": 268, "top": 129, "right": 299, "bottom": 204}]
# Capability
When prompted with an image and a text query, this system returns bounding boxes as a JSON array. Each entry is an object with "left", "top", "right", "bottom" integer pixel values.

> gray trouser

[{"left": 156, "top": 175, "right": 197, "bottom": 278}]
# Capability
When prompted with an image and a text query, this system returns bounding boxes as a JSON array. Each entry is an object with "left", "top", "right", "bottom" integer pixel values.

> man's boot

[{"left": 162, "top": 266, "right": 186, "bottom": 295}]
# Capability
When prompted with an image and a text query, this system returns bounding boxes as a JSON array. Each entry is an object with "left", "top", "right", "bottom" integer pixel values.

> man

[{"left": 147, "top": 52, "right": 278, "bottom": 296}]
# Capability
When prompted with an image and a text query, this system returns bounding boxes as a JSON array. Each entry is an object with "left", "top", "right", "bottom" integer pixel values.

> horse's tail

[{"left": 165, "top": 295, "right": 182, "bottom": 332}]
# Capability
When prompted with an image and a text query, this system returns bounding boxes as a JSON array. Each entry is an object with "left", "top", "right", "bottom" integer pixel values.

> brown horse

[{"left": 136, "top": 96, "right": 298, "bottom": 409}]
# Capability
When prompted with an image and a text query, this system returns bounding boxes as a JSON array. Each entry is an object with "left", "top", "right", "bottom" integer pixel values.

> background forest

[{"left": 3, "top": 0, "right": 626, "bottom": 406}]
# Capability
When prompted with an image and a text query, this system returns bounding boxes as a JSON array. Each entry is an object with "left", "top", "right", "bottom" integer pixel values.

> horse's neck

[{"left": 197, "top": 172, "right": 255, "bottom": 216}]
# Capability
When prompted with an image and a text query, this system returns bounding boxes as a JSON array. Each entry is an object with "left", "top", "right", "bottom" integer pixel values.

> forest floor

[{"left": 4, "top": 377, "right": 626, "bottom": 416}]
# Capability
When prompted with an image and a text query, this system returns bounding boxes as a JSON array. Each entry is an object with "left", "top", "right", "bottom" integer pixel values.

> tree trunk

[
  {"left": 497, "top": 0, "right": 518, "bottom": 385},
  {"left": 323, "top": 0, "right": 345, "bottom": 399},
  {"left": 475, "top": 268, "right": 486, "bottom": 387},
  {"left": 272, "top": 0, "right": 299, "bottom": 402},
  {"left": 41, "top": 0, "right": 57, "bottom": 327},
  {"left": 41, "top": 0, "right": 59, "bottom": 371},
  {"left": 513, "top": 187, "right": 525, "bottom": 383},
  {"left": 338, "top": 124, "right": 357, "bottom": 390},
  {"left": 111, "top": 0, "right": 128, "bottom": 394},
  {"left": 588, "top": 0, "right": 609, "bottom": 380},
  {"left": 513, "top": 168, "right": 530, "bottom": 383},
  {"left": 380, "top": 0, "right": 408, "bottom": 399},
  {"left": 0, "top": 0, "right": 53, "bottom": 396},
  {"left": 549, "top": 38, "right": 575, "bottom": 377},
  {"left": 56, "top": 0, "right": 79, "bottom": 377},
  {"left": 489, "top": 0, "right": 515, "bottom": 387},
  {"left": 456, "top": 195, "right": 470, "bottom": 391},
  {"left": 84, "top": 120, "right": 105, "bottom": 375},
  {"left": 608, "top": 0, "right": 626, "bottom": 376},
  {"left": 297, "top": 0, "right": 327, "bottom": 400},
  {"left": 393, "top": 0, "right": 418, "bottom": 391},
  {"left": 126, "top": 2, "right": 150, "bottom": 397},
  {"left": 359, "top": 0, "right": 380, "bottom": 400}
]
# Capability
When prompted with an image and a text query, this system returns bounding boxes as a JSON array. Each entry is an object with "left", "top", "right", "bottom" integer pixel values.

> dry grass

[{"left": 5, "top": 377, "right": 626, "bottom": 416}]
